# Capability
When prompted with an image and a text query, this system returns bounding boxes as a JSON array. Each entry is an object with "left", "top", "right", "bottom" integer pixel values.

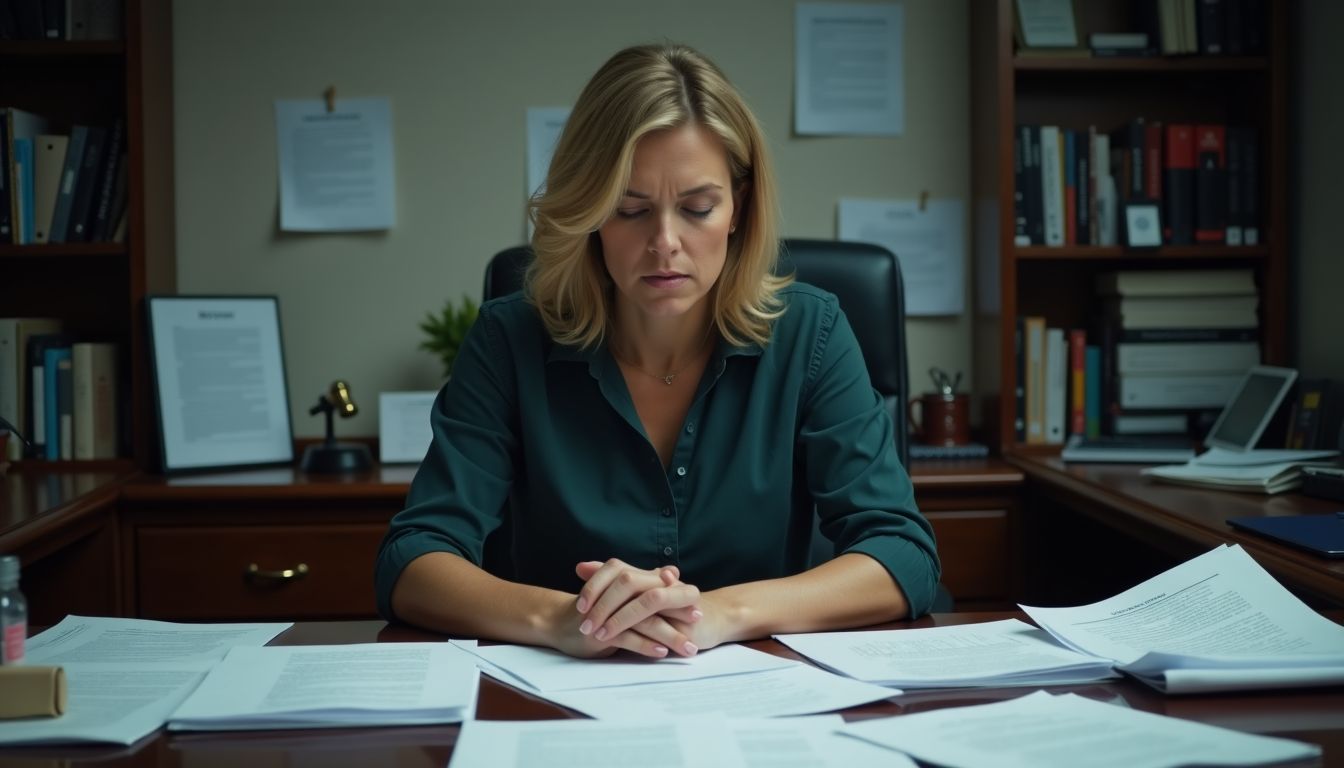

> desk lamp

[{"left": 299, "top": 380, "right": 373, "bottom": 473}]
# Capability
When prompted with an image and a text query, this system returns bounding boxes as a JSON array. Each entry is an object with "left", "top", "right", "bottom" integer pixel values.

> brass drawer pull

[{"left": 245, "top": 562, "right": 310, "bottom": 583}]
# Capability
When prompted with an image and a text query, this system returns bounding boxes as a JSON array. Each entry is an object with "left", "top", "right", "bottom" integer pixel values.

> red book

[
  {"left": 1163, "top": 124, "right": 1196, "bottom": 244},
  {"left": 1144, "top": 120, "right": 1164, "bottom": 202},
  {"left": 1194, "top": 124, "right": 1227, "bottom": 244},
  {"left": 1069, "top": 329, "right": 1086, "bottom": 437}
]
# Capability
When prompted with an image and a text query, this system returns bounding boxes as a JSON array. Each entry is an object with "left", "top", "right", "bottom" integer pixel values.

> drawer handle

[{"left": 246, "top": 562, "right": 310, "bottom": 584}]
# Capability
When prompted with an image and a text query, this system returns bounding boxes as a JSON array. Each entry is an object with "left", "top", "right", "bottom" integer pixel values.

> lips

[{"left": 642, "top": 273, "right": 689, "bottom": 288}]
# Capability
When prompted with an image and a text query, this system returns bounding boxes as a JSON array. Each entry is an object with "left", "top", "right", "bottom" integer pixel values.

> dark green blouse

[{"left": 374, "top": 283, "right": 940, "bottom": 619}]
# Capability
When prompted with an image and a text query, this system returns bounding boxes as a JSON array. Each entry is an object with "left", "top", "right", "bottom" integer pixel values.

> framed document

[
  {"left": 378, "top": 390, "right": 437, "bottom": 464},
  {"left": 146, "top": 296, "right": 295, "bottom": 473}
]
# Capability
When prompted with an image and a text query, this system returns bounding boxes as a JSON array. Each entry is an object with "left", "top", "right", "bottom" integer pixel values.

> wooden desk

[
  {"left": 1010, "top": 454, "right": 1344, "bottom": 607},
  {"left": 1, "top": 613, "right": 1340, "bottom": 767}
]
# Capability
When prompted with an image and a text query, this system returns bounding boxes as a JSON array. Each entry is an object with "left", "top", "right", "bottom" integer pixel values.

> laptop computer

[
  {"left": 1227, "top": 513, "right": 1344, "bottom": 559},
  {"left": 1063, "top": 366, "right": 1299, "bottom": 463}
]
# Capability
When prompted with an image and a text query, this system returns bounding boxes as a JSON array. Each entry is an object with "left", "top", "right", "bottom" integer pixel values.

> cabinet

[
  {"left": 971, "top": 0, "right": 1289, "bottom": 452},
  {"left": 1, "top": 0, "right": 171, "bottom": 471}
]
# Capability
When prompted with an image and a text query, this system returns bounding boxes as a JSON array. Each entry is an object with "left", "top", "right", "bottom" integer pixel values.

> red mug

[{"left": 909, "top": 393, "right": 970, "bottom": 447}]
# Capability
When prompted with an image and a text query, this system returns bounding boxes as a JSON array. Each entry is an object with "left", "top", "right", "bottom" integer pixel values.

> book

[
  {"left": 1119, "top": 372, "right": 1242, "bottom": 409},
  {"left": 31, "top": 133, "right": 67, "bottom": 243},
  {"left": 1285, "top": 379, "right": 1344, "bottom": 451},
  {"left": 87, "top": 117, "right": 124, "bottom": 242},
  {"left": 1084, "top": 345, "right": 1101, "bottom": 438},
  {"left": 65, "top": 124, "right": 106, "bottom": 242},
  {"left": 13, "top": 137, "right": 33, "bottom": 244},
  {"left": 56, "top": 352, "right": 73, "bottom": 460},
  {"left": 1225, "top": 124, "right": 1244, "bottom": 245},
  {"left": 1115, "top": 340, "right": 1259, "bottom": 374},
  {"left": 42, "top": 346, "right": 71, "bottom": 460},
  {"left": 1039, "top": 126, "right": 1064, "bottom": 246},
  {"left": 1061, "top": 434, "right": 1196, "bottom": 464},
  {"left": 67, "top": 0, "right": 123, "bottom": 40},
  {"left": 1096, "top": 268, "right": 1255, "bottom": 296},
  {"left": 4, "top": 107, "right": 51, "bottom": 244},
  {"left": 0, "top": 317, "right": 61, "bottom": 459},
  {"left": 1023, "top": 544, "right": 1344, "bottom": 693},
  {"left": 1068, "top": 329, "right": 1085, "bottom": 437},
  {"left": 1111, "top": 410, "right": 1190, "bottom": 435},
  {"left": 1194, "top": 124, "right": 1226, "bottom": 243},
  {"left": 26, "top": 333, "right": 71, "bottom": 456},
  {"left": 47, "top": 125, "right": 88, "bottom": 244},
  {"left": 1024, "top": 316, "right": 1046, "bottom": 444},
  {"left": 0, "top": 111, "right": 9, "bottom": 240},
  {"left": 1044, "top": 327, "right": 1066, "bottom": 444},
  {"left": 1163, "top": 123, "right": 1196, "bottom": 244},
  {"left": 72, "top": 342, "right": 118, "bottom": 459}
]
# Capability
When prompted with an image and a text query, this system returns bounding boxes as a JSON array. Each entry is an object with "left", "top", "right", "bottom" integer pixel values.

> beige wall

[
  {"left": 1294, "top": 1, "right": 1344, "bottom": 382},
  {"left": 172, "top": 0, "right": 971, "bottom": 438}
]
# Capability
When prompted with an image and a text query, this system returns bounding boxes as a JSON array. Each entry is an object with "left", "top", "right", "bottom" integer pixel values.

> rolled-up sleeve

[
  {"left": 373, "top": 302, "right": 519, "bottom": 620},
  {"left": 798, "top": 298, "right": 942, "bottom": 615}
]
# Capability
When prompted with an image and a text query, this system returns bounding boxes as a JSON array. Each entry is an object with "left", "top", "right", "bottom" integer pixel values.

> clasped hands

[{"left": 557, "top": 558, "right": 717, "bottom": 659}]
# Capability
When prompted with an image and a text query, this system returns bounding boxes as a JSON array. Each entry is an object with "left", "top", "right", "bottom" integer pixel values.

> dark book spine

[
  {"left": 1198, "top": 0, "right": 1225, "bottom": 54},
  {"left": 1224, "top": 0, "right": 1245, "bottom": 55},
  {"left": 1014, "top": 316, "right": 1026, "bottom": 442},
  {"left": 1194, "top": 124, "right": 1226, "bottom": 243},
  {"left": 1013, "top": 125, "right": 1028, "bottom": 244},
  {"left": 1164, "top": 124, "right": 1196, "bottom": 244},
  {"left": 87, "top": 117, "right": 124, "bottom": 242},
  {"left": 1225, "top": 125, "right": 1244, "bottom": 245},
  {"left": 1144, "top": 120, "right": 1164, "bottom": 202},
  {"left": 1118, "top": 327, "right": 1259, "bottom": 343},
  {"left": 65, "top": 124, "right": 106, "bottom": 242},
  {"left": 1064, "top": 129, "right": 1077, "bottom": 246},
  {"left": 1026, "top": 125, "right": 1044, "bottom": 245},
  {"left": 1242, "top": 126, "right": 1260, "bottom": 245},
  {"left": 1075, "top": 129, "right": 1091, "bottom": 245},
  {"left": 1127, "top": 118, "right": 1146, "bottom": 199},
  {"left": 0, "top": 112, "right": 10, "bottom": 242},
  {"left": 48, "top": 124, "right": 87, "bottom": 245}
]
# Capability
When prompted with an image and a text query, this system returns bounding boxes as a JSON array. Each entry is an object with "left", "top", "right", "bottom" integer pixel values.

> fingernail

[
  {"left": 576, "top": 597, "right": 588, "bottom": 612},
  {"left": 579, "top": 620, "right": 592, "bottom": 635},
  {"left": 652, "top": 645, "right": 668, "bottom": 657},
  {"left": 683, "top": 641, "right": 698, "bottom": 656},
  {"left": 691, "top": 609, "right": 703, "bottom": 621},
  {"left": 595, "top": 626, "right": 609, "bottom": 641}
]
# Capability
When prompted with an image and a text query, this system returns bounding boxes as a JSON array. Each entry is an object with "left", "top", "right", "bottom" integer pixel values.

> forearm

[
  {"left": 708, "top": 553, "right": 909, "bottom": 642},
  {"left": 389, "top": 551, "right": 570, "bottom": 646}
]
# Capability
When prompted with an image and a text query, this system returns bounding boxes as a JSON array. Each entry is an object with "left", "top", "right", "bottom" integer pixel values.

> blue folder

[{"left": 1227, "top": 514, "right": 1344, "bottom": 559}]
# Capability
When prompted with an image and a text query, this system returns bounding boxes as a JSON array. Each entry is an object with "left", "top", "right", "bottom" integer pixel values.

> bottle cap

[{"left": 0, "top": 555, "right": 18, "bottom": 586}]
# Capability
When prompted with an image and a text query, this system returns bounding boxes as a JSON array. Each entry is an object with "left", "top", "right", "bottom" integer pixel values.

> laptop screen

[{"left": 1204, "top": 366, "right": 1297, "bottom": 452}]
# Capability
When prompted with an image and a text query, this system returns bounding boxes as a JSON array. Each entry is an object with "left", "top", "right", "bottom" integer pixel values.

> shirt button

[
  {"left": 661, "top": 507, "right": 672, "bottom": 517},
  {"left": 662, "top": 546, "right": 674, "bottom": 556},
  {"left": 676, "top": 466, "right": 687, "bottom": 477},
  {"left": 686, "top": 422, "right": 695, "bottom": 434}
]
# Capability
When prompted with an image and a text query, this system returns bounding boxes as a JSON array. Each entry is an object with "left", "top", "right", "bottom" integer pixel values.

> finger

[
  {"left": 600, "top": 625, "right": 671, "bottom": 659},
  {"left": 598, "top": 582, "right": 701, "bottom": 642},
  {"left": 659, "top": 565, "right": 681, "bottom": 583},
  {"left": 574, "top": 561, "right": 604, "bottom": 582},
  {"left": 658, "top": 605, "right": 703, "bottom": 624},
  {"left": 586, "top": 568, "right": 667, "bottom": 637},
  {"left": 620, "top": 615, "right": 695, "bottom": 658},
  {"left": 575, "top": 558, "right": 637, "bottom": 614}
]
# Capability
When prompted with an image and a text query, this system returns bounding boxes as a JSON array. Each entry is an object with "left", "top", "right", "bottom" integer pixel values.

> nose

[{"left": 647, "top": 212, "right": 681, "bottom": 256}]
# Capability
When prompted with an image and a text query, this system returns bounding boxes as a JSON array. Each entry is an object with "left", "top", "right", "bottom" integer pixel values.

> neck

[{"left": 610, "top": 304, "right": 714, "bottom": 373}]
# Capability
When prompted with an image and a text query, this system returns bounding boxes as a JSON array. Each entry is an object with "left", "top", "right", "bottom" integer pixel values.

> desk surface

[
  {"left": 1, "top": 613, "right": 1340, "bottom": 767},
  {"left": 1012, "top": 453, "right": 1344, "bottom": 605}
]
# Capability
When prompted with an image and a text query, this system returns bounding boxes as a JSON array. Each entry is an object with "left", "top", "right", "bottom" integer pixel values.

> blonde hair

[{"left": 527, "top": 43, "right": 787, "bottom": 349}]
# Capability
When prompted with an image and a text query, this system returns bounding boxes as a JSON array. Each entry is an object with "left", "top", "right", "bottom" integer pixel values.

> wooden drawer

[
  {"left": 135, "top": 524, "right": 385, "bottom": 620},
  {"left": 925, "top": 509, "right": 1010, "bottom": 604}
]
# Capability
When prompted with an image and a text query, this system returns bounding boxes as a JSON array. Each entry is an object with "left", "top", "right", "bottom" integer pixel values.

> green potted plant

[{"left": 419, "top": 295, "right": 480, "bottom": 379}]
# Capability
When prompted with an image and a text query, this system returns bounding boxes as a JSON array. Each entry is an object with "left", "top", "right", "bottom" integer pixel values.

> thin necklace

[{"left": 610, "top": 327, "right": 714, "bottom": 386}]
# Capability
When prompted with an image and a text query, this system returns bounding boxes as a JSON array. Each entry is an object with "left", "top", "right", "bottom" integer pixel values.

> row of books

[
  {"left": 1, "top": 109, "right": 127, "bottom": 245},
  {"left": 1014, "top": 270, "right": 1260, "bottom": 444},
  {"left": 0, "top": 0, "right": 122, "bottom": 41},
  {"left": 0, "top": 317, "right": 118, "bottom": 461},
  {"left": 1013, "top": 120, "right": 1258, "bottom": 248},
  {"left": 1139, "top": 0, "right": 1265, "bottom": 56}
]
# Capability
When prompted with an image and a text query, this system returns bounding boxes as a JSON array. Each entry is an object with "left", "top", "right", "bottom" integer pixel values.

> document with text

[
  {"left": 842, "top": 690, "right": 1320, "bottom": 768},
  {"left": 1021, "top": 544, "right": 1344, "bottom": 693},
  {"left": 449, "top": 715, "right": 913, "bottom": 768},
  {"left": 167, "top": 642, "right": 479, "bottom": 730},
  {"left": 775, "top": 618, "right": 1117, "bottom": 688},
  {"left": 24, "top": 615, "right": 292, "bottom": 665}
]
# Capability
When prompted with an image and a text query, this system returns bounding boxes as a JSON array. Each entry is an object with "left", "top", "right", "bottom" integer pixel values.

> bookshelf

[
  {"left": 972, "top": 0, "right": 1289, "bottom": 453},
  {"left": 1, "top": 0, "right": 160, "bottom": 470}
]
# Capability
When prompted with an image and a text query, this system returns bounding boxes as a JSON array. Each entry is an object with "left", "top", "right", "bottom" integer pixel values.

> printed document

[
  {"left": 794, "top": 3, "right": 905, "bottom": 135},
  {"left": 1022, "top": 544, "right": 1344, "bottom": 693},
  {"left": 0, "top": 617, "right": 289, "bottom": 746},
  {"left": 168, "top": 643, "right": 478, "bottom": 730},
  {"left": 776, "top": 618, "right": 1116, "bottom": 688},
  {"left": 838, "top": 197, "right": 966, "bottom": 316},
  {"left": 275, "top": 97, "right": 396, "bottom": 231},
  {"left": 843, "top": 690, "right": 1320, "bottom": 768},
  {"left": 449, "top": 715, "right": 912, "bottom": 768}
]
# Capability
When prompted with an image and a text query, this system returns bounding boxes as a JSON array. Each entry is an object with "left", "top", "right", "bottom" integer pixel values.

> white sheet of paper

[
  {"left": 168, "top": 643, "right": 479, "bottom": 730},
  {"left": 838, "top": 197, "right": 966, "bottom": 316},
  {"left": 449, "top": 716, "right": 912, "bottom": 768},
  {"left": 794, "top": 2, "right": 904, "bottom": 136},
  {"left": 377, "top": 390, "right": 437, "bottom": 463},
  {"left": 457, "top": 641, "right": 794, "bottom": 692},
  {"left": 1022, "top": 545, "right": 1344, "bottom": 693},
  {"left": 24, "top": 615, "right": 292, "bottom": 665},
  {"left": 275, "top": 97, "right": 396, "bottom": 231},
  {"left": 843, "top": 691, "right": 1320, "bottom": 768},
  {"left": 526, "top": 106, "right": 570, "bottom": 200},
  {"left": 776, "top": 619, "right": 1115, "bottom": 688},
  {"left": 509, "top": 663, "right": 899, "bottom": 720}
]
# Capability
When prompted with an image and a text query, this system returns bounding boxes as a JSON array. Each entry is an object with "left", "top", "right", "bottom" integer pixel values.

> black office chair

[{"left": 481, "top": 241, "right": 951, "bottom": 611}]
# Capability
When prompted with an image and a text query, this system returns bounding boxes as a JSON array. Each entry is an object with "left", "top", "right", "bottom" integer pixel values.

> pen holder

[{"left": 909, "top": 392, "right": 970, "bottom": 447}]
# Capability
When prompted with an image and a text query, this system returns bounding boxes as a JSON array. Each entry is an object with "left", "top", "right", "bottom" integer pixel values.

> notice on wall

[
  {"left": 275, "top": 97, "right": 396, "bottom": 232},
  {"left": 839, "top": 197, "right": 966, "bottom": 316},
  {"left": 794, "top": 3, "right": 905, "bottom": 136}
]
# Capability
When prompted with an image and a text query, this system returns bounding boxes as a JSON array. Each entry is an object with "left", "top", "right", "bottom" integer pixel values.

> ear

[{"left": 731, "top": 182, "right": 749, "bottom": 231}]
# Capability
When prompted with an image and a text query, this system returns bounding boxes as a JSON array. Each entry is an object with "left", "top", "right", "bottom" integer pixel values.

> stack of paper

[
  {"left": 167, "top": 643, "right": 478, "bottom": 730},
  {"left": 452, "top": 641, "right": 899, "bottom": 719},
  {"left": 1142, "top": 447, "right": 1339, "bottom": 494},
  {"left": 0, "top": 616, "right": 291, "bottom": 746},
  {"left": 775, "top": 619, "right": 1117, "bottom": 688},
  {"left": 1022, "top": 544, "right": 1344, "bottom": 693},
  {"left": 842, "top": 691, "right": 1320, "bottom": 768}
]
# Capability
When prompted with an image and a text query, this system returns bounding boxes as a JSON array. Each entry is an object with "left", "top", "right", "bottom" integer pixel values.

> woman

[{"left": 375, "top": 43, "right": 939, "bottom": 659}]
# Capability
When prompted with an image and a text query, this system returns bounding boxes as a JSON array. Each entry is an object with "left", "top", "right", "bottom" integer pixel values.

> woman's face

[{"left": 599, "top": 123, "right": 741, "bottom": 324}]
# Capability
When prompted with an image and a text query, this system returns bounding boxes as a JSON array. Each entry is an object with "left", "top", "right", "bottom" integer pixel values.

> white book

[
  {"left": 1091, "top": 132, "right": 1115, "bottom": 245},
  {"left": 1119, "top": 372, "right": 1242, "bottom": 409},
  {"left": 1039, "top": 126, "right": 1064, "bottom": 246},
  {"left": 1024, "top": 317, "right": 1045, "bottom": 443},
  {"left": 1118, "top": 309, "right": 1259, "bottom": 330},
  {"left": 72, "top": 342, "right": 118, "bottom": 459},
  {"left": 1022, "top": 544, "right": 1344, "bottom": 693},
  {"left": 1115, "top": 341, "right": 1260, "bottom": 375},
  {"left": 1044, "top": 327, "right": 1066, "bottom": 444},
  {"left": 1097, "top": 269, "right": 1256, "bottom": 296}
]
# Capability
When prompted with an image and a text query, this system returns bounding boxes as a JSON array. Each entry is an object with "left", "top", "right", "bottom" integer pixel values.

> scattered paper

[
  {"left": 794, "top": 3, "right": 904, "bottom": 136},
  {"left": 377, "top": 390, "right": 437, "bottom": 463},
  {"left": 275, "top": 97, "right": 396, "bottom": 231},
  {"left": 838, "top": 197, "right": 966, "bottom": 316}
]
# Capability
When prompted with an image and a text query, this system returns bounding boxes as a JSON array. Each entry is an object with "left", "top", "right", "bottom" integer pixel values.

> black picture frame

[
  {"left": 145, "top": 296, "right": 295, "bottom": 474},
  {"left": 1123, "top": 202, "right": 1163, "bottom": 249}
]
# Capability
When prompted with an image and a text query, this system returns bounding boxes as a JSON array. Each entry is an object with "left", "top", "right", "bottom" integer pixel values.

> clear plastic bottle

[{"left": 0, "top": 554, "right": 26, "bottom": 664}]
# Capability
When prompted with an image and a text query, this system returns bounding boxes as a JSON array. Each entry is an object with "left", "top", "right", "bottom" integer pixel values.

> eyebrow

[{"left": 622, "top": 183, "right": 724, "bottom": 200}]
